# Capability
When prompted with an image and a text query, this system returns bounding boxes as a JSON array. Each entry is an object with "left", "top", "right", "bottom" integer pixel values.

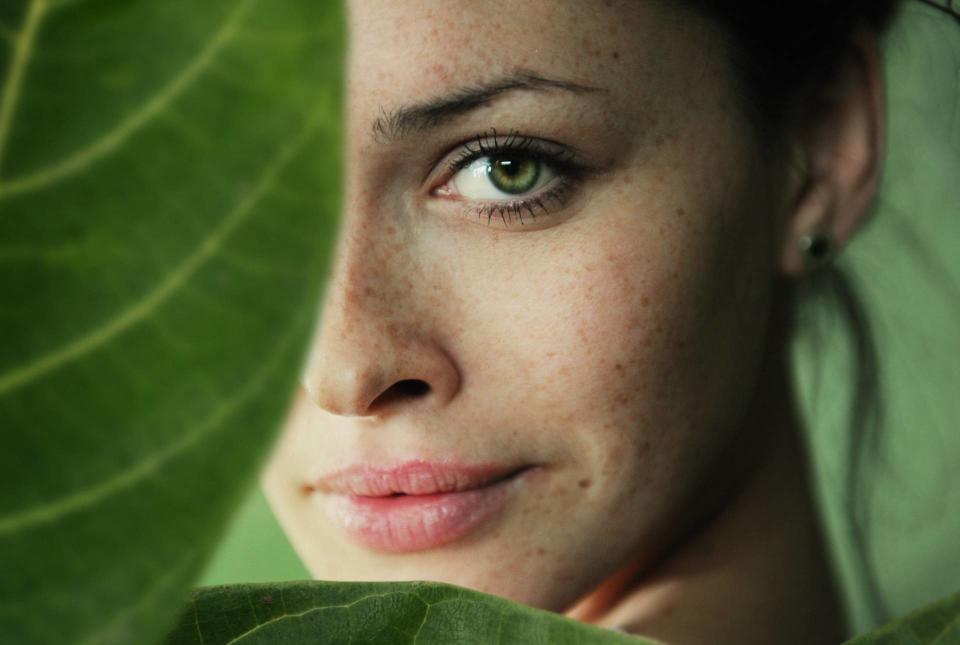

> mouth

[{"left": 306, "top": 460, "right": 537, "bottom": 553}]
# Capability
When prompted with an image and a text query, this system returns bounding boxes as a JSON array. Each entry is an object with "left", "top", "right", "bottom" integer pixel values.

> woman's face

[{"left": 263, "top": 0, "right": 790, "bottom": 613}]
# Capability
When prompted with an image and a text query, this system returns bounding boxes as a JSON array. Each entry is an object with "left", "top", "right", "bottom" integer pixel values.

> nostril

[
  {"left": 369, "top": 379, "right": 431, "bottom": 413},
  {"left": 395, "top": 379, "right": 430, "bottom": 397}
]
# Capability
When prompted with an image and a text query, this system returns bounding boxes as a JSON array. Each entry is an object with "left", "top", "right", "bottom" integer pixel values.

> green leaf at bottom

[
  {"left": 166, "top": 581, "right": 657, "bottom": 645},
  {"left": 845, "top": 590, "right": 960, "bottom": 644}
]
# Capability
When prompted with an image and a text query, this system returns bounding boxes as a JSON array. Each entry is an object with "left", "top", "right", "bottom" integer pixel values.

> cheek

[{"left": 436, "top": 178, "right": 773, "bottom": 475}]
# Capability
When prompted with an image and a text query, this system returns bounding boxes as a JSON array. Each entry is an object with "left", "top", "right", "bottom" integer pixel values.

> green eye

[
  {"left": 488, "top": 155, "right": 541, "bottom": 195},
  {"left": 451, "top": 154, "right": 555, "bottom": 200},
  {"left": 437, "top": 132, "right": 583, "bottom": 227}
]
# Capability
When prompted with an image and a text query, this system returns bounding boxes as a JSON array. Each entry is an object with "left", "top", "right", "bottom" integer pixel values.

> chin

[{"left": 299, "top": 531, "right": 612, "bottom": 616}]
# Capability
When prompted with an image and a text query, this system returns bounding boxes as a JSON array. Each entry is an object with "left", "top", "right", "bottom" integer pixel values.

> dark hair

[
  {"left": 684, "top": 0, "right": 960, "bottom": 158},
  {"left": 685, "top": 1, "right": 901, "bottom": 141}
]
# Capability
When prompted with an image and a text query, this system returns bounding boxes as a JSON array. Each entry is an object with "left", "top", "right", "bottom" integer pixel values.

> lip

[{"left": 308, "top": 460, "right": 535, "bottom": 553}]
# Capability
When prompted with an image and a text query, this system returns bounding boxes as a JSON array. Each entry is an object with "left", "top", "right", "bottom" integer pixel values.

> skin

[{"left": 262, "top": 2, "right": 885, "bottom": 642}]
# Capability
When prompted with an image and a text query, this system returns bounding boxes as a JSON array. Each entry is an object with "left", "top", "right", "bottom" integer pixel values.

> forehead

[{"left": 345, "top": 0, "right": 717, "bottom": 115}]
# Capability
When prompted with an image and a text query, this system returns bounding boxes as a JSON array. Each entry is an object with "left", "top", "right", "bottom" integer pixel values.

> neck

[{"left": 564, "top": 349, "right": 845, "bottom": 644}]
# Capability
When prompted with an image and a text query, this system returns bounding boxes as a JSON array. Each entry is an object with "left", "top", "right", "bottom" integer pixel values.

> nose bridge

[
  {"left": 327, "top": 198, "right": 396, "bottom": 324},
  {"left": 301, "top": 171, "right": 460, "bottom": 418},
  {"left": 329, "top": 124, "right": 407, "bottom": 313},
  {"left": 308, "top": 187, "right": 402, "bottom": 396}
]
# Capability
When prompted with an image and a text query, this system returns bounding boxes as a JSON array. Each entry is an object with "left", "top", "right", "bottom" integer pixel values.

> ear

[{"left": 779, "top": 27, "right": 886, "bottom": 277}]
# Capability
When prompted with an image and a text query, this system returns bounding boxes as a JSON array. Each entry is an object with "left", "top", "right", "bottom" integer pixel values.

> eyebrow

[{"left": 371, "top": 69, "right": 606, "bottom": 144}]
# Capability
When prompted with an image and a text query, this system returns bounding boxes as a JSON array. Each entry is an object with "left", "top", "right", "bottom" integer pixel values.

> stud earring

[{"left": 797, "top": 231, "right": 833, "bottom": 268}]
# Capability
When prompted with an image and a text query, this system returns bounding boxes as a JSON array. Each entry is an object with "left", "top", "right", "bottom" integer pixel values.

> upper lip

[{"left": 308, "top": 459, "right": 527, "bottom": 497}]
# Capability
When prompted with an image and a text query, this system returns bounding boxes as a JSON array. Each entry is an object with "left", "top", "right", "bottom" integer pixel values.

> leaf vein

[
  {"left": 74, "top": 547, "right": 201, "bottom": 645},
  {"left": 412, "top": 603, "right": 432, "bottom": 645},
  {"left": 221, "top": 592, "right": 404, "bottom": 645},
  {"left": 0, "top": 111, "right": 318, "bottom": 398},
  {"left": 0, "top": 0, "right": 256, "bottom": 199},
  {"left": 0, "top": 282, "right": 310, "bottom": 536},
  {"left": 0, "top": 0, "right": 48, "bottom": 174},
  {"left": 194, "top": 597, "right": 206, "bottom": 645},
  {"left": 931, "top": 615, "right": 960, "bottom": 644}
]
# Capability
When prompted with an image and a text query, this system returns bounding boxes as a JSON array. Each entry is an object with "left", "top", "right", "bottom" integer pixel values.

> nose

[{"left": 300, "top": 219, "right": 461, "bottom": 419}]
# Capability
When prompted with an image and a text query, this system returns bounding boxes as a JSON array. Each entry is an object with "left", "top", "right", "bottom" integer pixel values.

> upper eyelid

[{"left": 439, "top": 131, "right": 581, "bottom": 180}]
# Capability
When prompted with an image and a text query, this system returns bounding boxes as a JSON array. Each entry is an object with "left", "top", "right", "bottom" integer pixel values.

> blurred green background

[
  {"left": 201, "top": 485, "right": 309, "bottom": 584},
  {"left": 200, "top": 1, "right": 960, "bottom": 635}
]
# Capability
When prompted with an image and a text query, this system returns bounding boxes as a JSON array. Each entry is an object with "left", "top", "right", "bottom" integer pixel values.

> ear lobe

[
  {"left": 779, "top": 179, "right": 836, "bottom": 276},
  {"left": 777, "top": 28, "right": 886, "bottom": 278}
]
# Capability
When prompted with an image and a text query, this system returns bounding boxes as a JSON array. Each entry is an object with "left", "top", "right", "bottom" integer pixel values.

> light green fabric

[
  {"left": 204, "top": 2, "right": 960, "bottom": 638},
  {"left": 794, "top": 1, "right": 960, "bottom": 635}
]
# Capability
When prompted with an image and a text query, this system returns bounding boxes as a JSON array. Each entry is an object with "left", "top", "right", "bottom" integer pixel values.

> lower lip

[{"left": 322, "top": 467, "right": 534, "bottom": 553}]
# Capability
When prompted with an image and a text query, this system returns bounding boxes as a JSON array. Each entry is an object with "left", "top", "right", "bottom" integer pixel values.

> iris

[{"left": 487, "top": 155, "right": 541, "bottom": 194}]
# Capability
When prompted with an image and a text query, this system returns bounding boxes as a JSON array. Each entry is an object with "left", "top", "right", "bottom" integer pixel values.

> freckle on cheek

[{"left": 578, "top": 478, "right": 592, "bottom": 489}]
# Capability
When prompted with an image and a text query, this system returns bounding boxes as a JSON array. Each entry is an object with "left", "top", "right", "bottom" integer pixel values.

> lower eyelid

[{"left": 450, "top": 177, "right": 578, "bottom": 228}]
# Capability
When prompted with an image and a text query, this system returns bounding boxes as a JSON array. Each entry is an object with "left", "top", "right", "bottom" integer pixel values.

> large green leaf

[
  {"left": 167, "top": 583, "right": 960, "bottom": 645},
  {"left": 165, "top": 581, "right": 658, "bottom": 645},
  {"left": 844, "top": 590, "right": 960, "bottom": 644},
  {"left": 0, "top": 1, "right": 343, "bottom": 643}
]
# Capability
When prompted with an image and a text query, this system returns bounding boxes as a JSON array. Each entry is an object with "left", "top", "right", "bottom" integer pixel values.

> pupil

[{"left": 499, "top": 159, "right": 520, "bottom": 176}]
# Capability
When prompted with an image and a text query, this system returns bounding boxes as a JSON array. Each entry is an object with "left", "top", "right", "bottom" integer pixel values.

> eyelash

[{"left": 437, "top": 128, "right": 585, "bottom": 227}]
